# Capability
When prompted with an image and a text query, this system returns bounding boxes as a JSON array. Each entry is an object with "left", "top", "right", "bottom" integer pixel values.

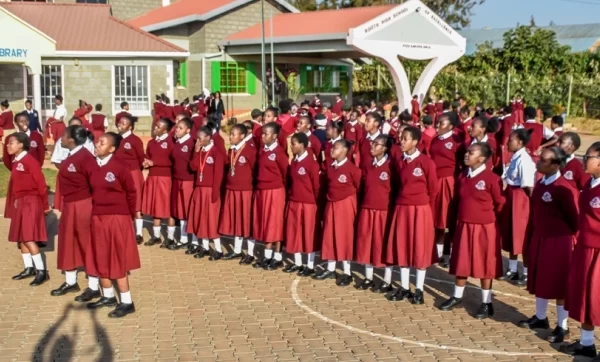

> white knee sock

[
  {"left": 179, "top": 220, "right": 188, "bottom": 242},
  {"left": 581, "top": 328, "right": 596, "bottom": 347},
  {"left": 294, "top": 253, "right": 302, "bottom": 266},
  {"left": 234, "top": 237, "right": 243, "bottom": 254},
  {"left": 213, "top": 238, "right": 222, "bottom": 253},
  {"left": 191, "top": 235, "right": 199, "bottom": 246},
  {"left": 22, "top": 253, "right": 33, "bottom": 268},
  {"left": 415, "top": 269, "right": 426, "bottom": 290},
  {"left": 508, "top": 259, "right": 518, "bottom": 273},
  {"left": 167, "top": 226, "right": 176, "bottom": 240},
  {"left": 436, "top": 244, "right": 443, "bottom": 259},
  {"left": 103, "top": 287, "right": 115, "bottom": 298},
  {"left": 307, "top": 253, "right": 315, "bottom": 269},
  {"left": 481, "top": 289, "right": 492, "bottom": 304},
  {"left": 400, "top": 268, "right": 410, "bottom": 290},
  {"left": 264, "top": 249, "right": 273, "bottom": 259},
  {"left": 342, "top": 261, "right": 351, "bottom": 275},
  {"left": 202, "top": 238, "right": 209, "bottom": 250},
  {"left": 365, "top": 264, "right": 373, "bottom": 280},
  {"left": 135, "top": 218, "right": 143, "bottom": 236},
  {"left": 556, "top": 305, "right": 568, "bottom": 330},
  {"left": 327, "top": 260, "right": 336, "bottom": 272},
  {"left": 535, "top": 297, "right": 549, "bottom": 320},
  {"left": 383, "top": 267, "right": 392, "bottom": 284},
  {"left": 247, "top": 238, "right": 255, "bottom": 256},
  {"left": 88, "top": 276, "right": 99, "bottom": 291},
  {"left": 453, "top": 285, "right": 465, "bottom": 299},
  {"left": 32, "top": 254, "right": 44, "bottom": 271},
  {"left": 274, "top": 251, "right": 283, "bottom": 261},
  {"left": 152, "top": 226, "right": 161, "bottom": 238},
  {"left": 120, "top": 291, "right": 132, "bottom": 304},
  {"left": 65, "top": 270, "right": 77, "bottom": 285}
]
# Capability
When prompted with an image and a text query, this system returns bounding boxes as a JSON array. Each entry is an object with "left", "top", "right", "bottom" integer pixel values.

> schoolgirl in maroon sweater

[
  {"left": 252, "top": 122, "right": 289, "bottom": 271},
  {"left": 322, "top": 121, "right": 344, "bottom": 172},
  {"left": 296, "top": 115, "right": 322, "bottom": 161},
  {"left": 220, "top": 124, "right": 258, "bottom": 264},
  {"left": 7, "top": 132, "right": 51, "bottom": 286},
  {"left": 385, "top": 126, "right": 438, "bottom": 304},
  {"left": 439, "top": 142, "right": 505, "bottom": 319},
  {"left": 115, "top": 115, "right": 145, "bottom": 244},
  {"left": 558, "top": 132, "right": 590, "bottom": 191},
  {"left": 85, "top": 132, "right": 140, "bottom": 318},
  {"left": 313, "top": 139, "right": 361, "bottom": 286},
  {"left": 357, "top": 113, "right": 383, "bottom": 173},
  {"left": 284, "top": 133, "right": 320, "bottom": 276},
  {"left": 51, "top": 125, "right": 101, "bottom": 301},
  {"left": 142, "top": 118, "right": 174, "bottom": 246},
  {"left": 354, "top": 134, "right": 393, "bottom": 293},
  {"left": 187, "top": 126, "right": 225, "bottom": 260}
]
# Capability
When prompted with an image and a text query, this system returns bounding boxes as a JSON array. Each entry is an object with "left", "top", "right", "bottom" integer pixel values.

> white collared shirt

[
  {"left": 366, "top": 131, "right": 381, "bottom": 141},
  {"left": 373, "top": 154, "right": 388, "bottom": 167},
  {"left": 264, "top": 141, "right": 278, "bottom": 152},
  {"left": 468, "top": 164, "right": 486, "bottom": 178},
  {"left": 25, "top": 130, "right": 31, "bottom": 137},
  {"left": 177, "top": 134, "right": 191, "bottom": 144},
  {"left": 566, "top": 154, "right": 575, "bottom": 164},
  {"left": 97, "top": 154, "right": 113, "bottom": 167},
  {"left": 155, "top": 133, "right": 169, "bottom": 142},
  {"left": 553, "top": 127, "right": 563, "bottom": 133},
  {"left": 51, "top": 139, "right": 94, "bottom": 163},
  {"left": 462, "top": 117, "right": 472, "bottom": 124},
  {"left": 231, "top": 138, "right": 247, "bottom": 151},
  {"left": 591, "top": 177, "right": 600, "bottom": 189},
  {"left": 329, "top": 136, "right": 342, "bottom": 144},
  {"left": 54, "top": 104, "right": 67, "bottom": 120},
  {"left": 348, "top": 120, "right": 358, "bottom": 127},
  {"left": 541, "top": 171, "right": 561, "bottom": 185},
  {"left": 242, "top": 134, "right": 253, "bottom": 144},
  {"left": 403, "top": 149, "right": 421, "bottom": 162},
  {"left": 505, "top": 148, "right": 536, "bottom": 188},
  {"left": 524, "top": 119, "right": 555, "bottom": 139},
  {"left": 69, "top": 145, "right": 83, "bottom": 156},
  {"left": 121, "top": 130, "right": 132, "bottom": 139},
  {"left": 471, "top": 134, "right": 489, "bottom": 145},
  {"left": 332, "top": 157, "right": 348, "bottom": 168},
  {"left": 438, "top": 131, "right": 453, "bottom": 140},
  {"left": 305, "top": 130, "right": 312, "bottom": 137},
  {"left": 295, "top": 151, "right": 309, "bottom": 162},
  {"left": 382, "top": 122, "right": 391, "bottom": 135},
  {"left": 202, "top": 142, "right": 214, "bottom": 152},
  {"left": 14, "top": 151, "right": 27, "bottom": 162}
]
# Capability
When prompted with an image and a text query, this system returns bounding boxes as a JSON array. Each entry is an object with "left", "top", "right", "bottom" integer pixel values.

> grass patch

[
  {"left": 0, "top": 165, "right": 58, "bottom": 198},
  {"left": 567, "top": 117, "right": 600, "bottom": 136}
]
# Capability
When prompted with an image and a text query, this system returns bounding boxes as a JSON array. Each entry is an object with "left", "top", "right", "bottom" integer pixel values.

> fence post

[
  {"left": 566, "top": 74, "right": 574, "bottom": 117},
  {"left": 376, "top": 65, "right": 381, "bottom": 103},
  {"left": 505, "top": 71, "right": 511, "bottom": 105}
]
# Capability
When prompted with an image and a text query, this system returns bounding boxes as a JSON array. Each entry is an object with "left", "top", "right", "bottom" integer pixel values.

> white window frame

[
  {"left": 112, "top": 65, "right": 151, "bottom": 117},
  {"left": 40, "top": 64, "right": 64, "bottom": 117}
]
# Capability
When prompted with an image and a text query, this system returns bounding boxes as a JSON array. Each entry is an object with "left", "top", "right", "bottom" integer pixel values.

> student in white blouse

[
  {"left": 51, "top": 118, "right": 95, "bottom": 165},
  {"left": 500, "top": 128, "right": 536, "bottom": 287}
]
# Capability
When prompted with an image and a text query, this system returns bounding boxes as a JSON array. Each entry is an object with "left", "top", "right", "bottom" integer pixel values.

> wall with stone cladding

[{"left": 0, "top": 64, "right": 25, "bottom": 110}]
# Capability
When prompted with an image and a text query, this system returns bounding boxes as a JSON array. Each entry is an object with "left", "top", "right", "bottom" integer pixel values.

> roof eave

[
  {"left": 52, "top": 50, "right": 190, "bottom": 58},
  {"left": 220, "top": 32, "right": 348, "bottom": 46}
]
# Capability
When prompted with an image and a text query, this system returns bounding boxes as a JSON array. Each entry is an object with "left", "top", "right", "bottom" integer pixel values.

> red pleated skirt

[
  {"left": 285, "top": 201, "right": 319, "bottom": 254},
  {"left": 8, "top": 195, "right": 48, "bottom": 242},
  {"left": 53, "top": 177, "right": 63, "bottom": 212},
  {"left": 57, "top": 198, "right": 92, "bottom": 271},
  {"left": 321, "top": 195, "right": 357, "bottom": 261},
  {"left": 130, "top": 169, "right": 144, "bottom": 212},
  {"left": 252, "top": 188, "right": 286, "bottom": 243},
  {"left": 432, "top": 176, "right": 455, "bottom": 230},
  {"left": 170, "top": 179, "right": 194, "bottom": 220},
  {"left": 47, "top": 122, "right": 66, "bottom": 142},
  {"left": 527, "top": 234, "right": 576, "bottom": 300},
  {"left": 219, "top": 189, "right": 253, "bottom": 238},
  {"left": 449, "top": 222, "right": 502, "bottom": 279},
  {"left": 141, "top": 175, "right": 171, "bottom": 219},
  {"left": 386, "top": 204, "right": 436, "bottom": 269},
  {"left": 4, "top": 179, "right": 13, "bottom": 219},
  {"left": 565, "top": 245, "right": 600, "bottom": 325},
  {"left": 500, "top": 186, "right": 530, "bottom": 255},
  {"left": 85, "top": 215, "right": 141, "bottom": 279},
  {"left": 187, "top": 187, "right": 221, "bottom": 239},
  {"left": 355, "top": 208, "right": 388, "bottom": 267}
]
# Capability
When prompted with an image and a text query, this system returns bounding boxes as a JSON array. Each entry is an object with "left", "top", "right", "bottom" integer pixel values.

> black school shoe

[
  {"left": 312, "top": 269, "right": 335, "bottom": 280},
  {"left": 264, "top": 259, "right": 284, "bottom": 271},
  {"left": 439, "top": 297, "right": 463, "bottom": 311},
  {"left": 411, "top": 289, "right": 425, "bottom": 305},
  {"left": 12, "top": 267, "right": 36, "bottom": 280},
  {"left": 29, "top": 270, "right": 49, "bottom": 286},
  {"left": 560, "top": 340, "right": 597, "bottom": 357},
  {"left": 223, "top": 251, "right": 243, "bottom": 260},
  {"left": 370, "top": 281, "right": 392, "bottom": 294},
  {"left": 354, "top": 278, "right": 374, "bottom": 290},
  {"left": 160, "top": 239, "right": 175, "bottom": 249},
  {"left": 75, "top": 288, "right": 102, "bottom": 302},
  {"left": 239, "top": 254, "right": 255, "bottom": 265},
  {"left": 51, "top": 282, "right": 80, "bottom": 296},
  {"left": 252, "top": 258, "right": 271, "bottom": 269},
  {"left": 209, "top": 251, "right": 223, "bottom": 261},
  {"left": 518, "top": 315, "right": 550, "bottom": 330},
  {"left": 283, "top": 264, "right": 302, "bottom": 273},
  {"left": 499, "top": 270, "right": 520, "bottom": 282},
  {"left": 385, "top": 287, "right": 412, "bottom": 302},
  {"left": 168, "top": 241, "right": 188, "bottom": 251},
  {"left": 193, "top": 248, "right": 209, "bottom": 259},
  {"left": 108, "top": 303, "right": 136, "bottom": 318},
  {"left": 144, "top": 237, "right": 162, "bottom": 246},
  {"left": 297, "top": 266, "right": 315, "bottom": 277},
  {"left": 547, "top": 326, "right": 569, "bottom": 343},
  {"left": 475, "top": 303, "right": 494, "bottom": 319},
  {"left": 87, "top": 297, "right": 118, "bottom": 309},
  {"left": 185, "top": 244, "right": 201, "bottom": 255},
  {"left": 336, "top": 274, "right": 353, "bottom": 287},
  {"left": 136, "top": 235, "right": 143, "bottom": 245}
]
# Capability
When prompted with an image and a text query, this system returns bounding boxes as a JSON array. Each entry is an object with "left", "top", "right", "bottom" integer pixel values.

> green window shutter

[
  {"left": 299, "top": 65, "right": 307, "bottom": 89},
  {"left": 246, "top": 62, "right": 256, "bottom": 95},
  {"left": 211, "top": 61, "right": 221, "bottom": 92},
  {"left": 179, "top": 61, "right": 188, "bottom": 88}
]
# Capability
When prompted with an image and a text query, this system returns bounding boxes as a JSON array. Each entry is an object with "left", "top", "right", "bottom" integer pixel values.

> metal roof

[{"left": 459, "top": 23, "right": 600, "bottom": 54}]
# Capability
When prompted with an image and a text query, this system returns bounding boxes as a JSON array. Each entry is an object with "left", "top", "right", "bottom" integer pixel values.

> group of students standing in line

[{"left": 3, "top": 96, "right": 600, "bottom": 359}]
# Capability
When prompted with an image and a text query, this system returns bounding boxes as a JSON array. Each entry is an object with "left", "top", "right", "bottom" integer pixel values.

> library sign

[{"left": 0, "top": 48, "right": 29, "bottom": 58}]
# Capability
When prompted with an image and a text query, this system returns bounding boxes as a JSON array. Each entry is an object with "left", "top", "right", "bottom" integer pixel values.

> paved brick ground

[{"left": 0, "top": 194, "right": 584, "bottom": 362}]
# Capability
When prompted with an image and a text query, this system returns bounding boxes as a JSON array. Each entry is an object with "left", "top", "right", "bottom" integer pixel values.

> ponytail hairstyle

[
  {"left": 1, "top": 99, "right": 9, "bottom": 109},
  {"left": 66, "top": 125, "right": 94, "bottom": 146},
  {"left": 104, "top": 131, "right": 123, "bottom": 151},
  {"left": 511, "top": 128, "right": 533, "bottom": 147}
]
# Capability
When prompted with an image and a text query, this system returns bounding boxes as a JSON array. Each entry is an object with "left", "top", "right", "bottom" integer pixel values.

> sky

[{"left": 468, "top": 0, "right": 600, "bottom": 29}]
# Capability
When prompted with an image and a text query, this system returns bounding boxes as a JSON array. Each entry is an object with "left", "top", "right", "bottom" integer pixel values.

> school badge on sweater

[
  {"left": 105, "top": 172, "right": 116, "bottom": 183},
  {"left": 591, "top": 197, "right": 600, "bottom": 209},
  {"left": 124, "top": 143, "right": 131, "bottom": 150},
  {"left": 564, "top": 171, "right": 573, "bottom": 180},
  {"left": 298, "top": 167, "right": 306, "bottom": 176},
  {"left": 338, "top": 174, "right": 347, "bottom": 183},
  {"left": 413, "top": 168, "right": 423, "bottom": 177},
  {"left": 475, "top": 180, "right": 486, "bottom": 190},
  {"left": 16, "top": 163, "right": 24, "bottom": 172},
  {"left": 542, "top": 192, "right": 553, "bottom": 202}
]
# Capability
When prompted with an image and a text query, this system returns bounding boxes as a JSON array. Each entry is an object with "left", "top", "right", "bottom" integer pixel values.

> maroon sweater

[
  {"left": 170, "top": 137, "right": 196, "bottom": 181},
  {"left": 288, "top": 153, "right": 320, "bottom": 204},
  {"left": 563, "top": 158, "right": 589, "bottom": 192},
  {"left": 115, "top": 133, "right": 144, "bottom": 171},
  {"left": 10, "top": 153, "right": 49, "bottom": 210},
  {"left": 326, "top": 160, "right": 361, "bottom": 202},
  {"left": 146, "top": 136, "right": 173, "bottom": 177},
  {"left": 343, "top": 121, "right": 364, "bottom": 145},
  {"left": 90, "top": 157, "right": 136, "bottom": 217},
  {"left": 225, "top": 142, "right": 257, "bottom": 191},
  {"left": 256, "top": 145, "right": 289, "bottom": 190},
  {"left": 58, "top": 149, "right": 97, "bottom": 203},
  {"left": 429, "top": 134, "right": 464, "bottom": 178},
  {"left": 530, "top": 177, "right": 579, "bottom": 238},
  {"left": 307, "top": 133, "right": 323, "bottom": 161},
  {"left": 393, "top": 153, "right": 438, "bottom": 206},
  {"left": 190, "top": 146, "right": 225, "bottom": 202},
  {"left": 523, "top": 122, "right": 544, "bottom": 154},
  {"left": 361, "top": 157, "right": 392, "bottom": 210},
  {"left": 456, "top": 168, "right": 505, "bottom": 224},
  {"left": 578, "top": 180, "right": 600, "bottom": 248}
]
